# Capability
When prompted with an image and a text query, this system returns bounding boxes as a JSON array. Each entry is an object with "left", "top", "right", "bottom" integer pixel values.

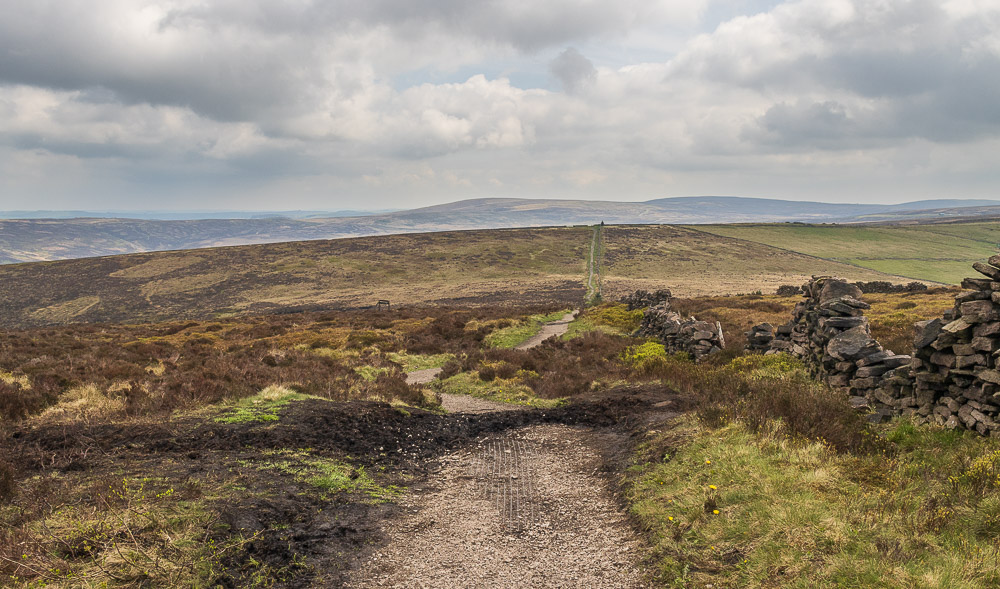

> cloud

[
  {"left": 549, "top": 48, "right": 597, "bottom": 94},
  {"left": 0, "top": 0, "right": 999, "bottom": 209}
]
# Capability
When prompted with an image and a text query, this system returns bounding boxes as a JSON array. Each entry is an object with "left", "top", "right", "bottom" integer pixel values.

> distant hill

[
  {"left": 2, "top": 196, "right": 1000, "bottom": 263},
  {"left": 0, "top": 224, "right": 914, "bottom": 328}
]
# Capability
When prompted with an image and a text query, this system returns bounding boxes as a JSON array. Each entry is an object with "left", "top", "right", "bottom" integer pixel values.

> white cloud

[{"left": 0, "top": 0, "right": 998, "bottom": 209}]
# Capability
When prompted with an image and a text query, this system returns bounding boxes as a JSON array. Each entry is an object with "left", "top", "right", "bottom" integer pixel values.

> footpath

[{"left": 349, "top": 311, "right": 647, "bottom": 588}]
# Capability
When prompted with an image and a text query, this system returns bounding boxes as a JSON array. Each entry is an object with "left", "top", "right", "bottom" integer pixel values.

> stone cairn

[
  {"left": 621, "top": 289, "right": 672, "bottom": 311},
  {"left": 629, "top": 292, "right": 725, "bottom": 361},
  {"left": 765, "top": 277, "right": 910, "bottom": 418}
]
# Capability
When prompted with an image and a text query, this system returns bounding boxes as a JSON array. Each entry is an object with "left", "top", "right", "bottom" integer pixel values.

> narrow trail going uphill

[
  {"left": 586, "top": 224, "right": 603, "bottom": 304},
  {"left": 514, "top": 310, "right": 577, "bottom": 351},
  {"left": 354, "top": 310, "right": 649, "bottom": 588}
]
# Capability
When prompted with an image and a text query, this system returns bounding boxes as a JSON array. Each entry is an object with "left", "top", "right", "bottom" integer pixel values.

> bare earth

[{"left": 351, "top": 311, "right": 649, "bottom": 587}]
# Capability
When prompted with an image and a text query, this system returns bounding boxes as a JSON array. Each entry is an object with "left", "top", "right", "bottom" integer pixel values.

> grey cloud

[
  {"left": 743, "top": 100, "right": 857, "bottom": 149},
  {"left": 550, "top": 48, "right": 596, "bottom": 94},
  {"left": 0, "top": 0, "right": 656, "bottom": 129},
  {"left": 673, "top": 0, "right": 1000, "bottom": 149}
]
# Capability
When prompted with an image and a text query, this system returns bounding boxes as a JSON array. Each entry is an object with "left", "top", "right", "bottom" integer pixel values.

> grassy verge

[
  {"left": 386, "top": 352, "right": 455, "bottom": 372},
  {"left": 432, "top": 371, "right": 565, "bottom": 409},
  {"left": 628, "top": 355, "right": 1000, "bottom": 588},
  {"left": 236, "top": 449, "right": 400, "bottom": 503},
  {"left": 484, "top": 310, "right": 570, "bottom": 349},
  {"left": 563, "top": 303, "right": 642, "bottom": 340},
  {"left": 5, "top": 473, "right": 251, "bottom": 588}
]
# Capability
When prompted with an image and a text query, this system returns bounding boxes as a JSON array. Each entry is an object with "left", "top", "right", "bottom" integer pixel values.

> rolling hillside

[
  {"left": 0, "top": 224, "right": 919, "bottom": 328},
  {"left": 3, "top": 197, "right": 1000, "bottom": 264},
  {"left": 601, "top": 225, "right": 909, "bottom": 298},
  {"left": 696, "top": 221, "right": 1000, "bottom": 284}
]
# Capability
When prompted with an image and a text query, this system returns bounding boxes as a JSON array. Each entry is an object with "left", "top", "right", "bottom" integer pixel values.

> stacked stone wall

[
  {"left": 764, "top": 277, "right": 910, "bottom": 417},
  {"left": 628, "top": 291, "right": 724, "bottom": 361},
  {"left": 621, "top": 289, "right": 672, "bottom": 311},
  {"left": 887, "top": 259, "right": 1000, "bottom": 435},
  {"left": 759, "top": 260, "right": 1000, "bottom": 436},
  {"left": 744, "top": 323, "right": 774, "bottom": 352}
]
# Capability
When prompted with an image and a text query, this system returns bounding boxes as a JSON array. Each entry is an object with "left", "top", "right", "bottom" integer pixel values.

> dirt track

[
  {"left": 514, "top": 310, "right": 578, "bottom": 350},
  {"left": 347, "top": 425, "right": 646, "bottom": 588},
  {"left": 349, "top": 312, "right": 650, "bottom": 587}
]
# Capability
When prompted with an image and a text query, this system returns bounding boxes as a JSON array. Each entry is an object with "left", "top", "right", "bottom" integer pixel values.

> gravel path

[
  {"left": 514, "top": 310, "right": 577, "bottom": 351},
  {"left": 364, "top": 309, "right": 649, "bottom": 587},
  {"left": 405, "top": 368, "right": 443, "bottom": 385},
  {"left": 346, "top": 425, "right": 647, "bottom": 588}
]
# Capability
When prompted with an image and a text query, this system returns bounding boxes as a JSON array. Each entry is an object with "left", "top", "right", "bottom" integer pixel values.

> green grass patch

[
  {"left": 237, "top": 449, "right": 400, "bottom": 503},
  {"left": 484, "top": 309, "right": 570, "bottom": 349},
  {"left": 561, "top": 315, "right": 620, "bottom": 340},
  {"left": 432, "top": 371, "right": 565, "bottom": 409},
  {"left": 354, "top": 365, "right": 391, "bottom": 382},
  {"left": 214, "top": 385, "right": 316, "bottom": 424},
  {"left": 15, "top": 475, "right": 249, "bottom": 588},
  {"left": 696, "top": 223, "right": 999, "bottom": 284},
  {"left": 386, "top": 352, "right": 455, "bottom": 372},
  {"left": 726, "top": 353, "right": 807, "bottom": 380},
  {"left": 564, "top": 303, "right": 642, "bottom": 340},
  {"left": 629, "top": 416, "right": 1000, "bottom": 588}
]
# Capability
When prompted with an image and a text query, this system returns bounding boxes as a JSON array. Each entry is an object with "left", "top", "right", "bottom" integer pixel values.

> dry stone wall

[
  {"left": 621, "top": 289, "right": 672, "bottom": 311},
  {"left": 765, "top": 277, "right": 911, "bottom": 417},
  {"left": 889, "top": 258, "right": 1000, "bottom": 435},
  {"left": 760, "top": 260, "right": 1000, "bottom": 436},
  {"left": 626, "top": 291, "right": 725, "bottom": 361},
  {"left": 745, "top": 323, "right": 774, "bottom": 352}
]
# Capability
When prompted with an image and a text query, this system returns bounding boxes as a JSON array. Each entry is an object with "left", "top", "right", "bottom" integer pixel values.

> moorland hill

[
  {"left": 3, "top": 196, "right": 1000, "bottom": 263},
  {"left": 0, "top": 223, "right": 927, "bottom": 328}
]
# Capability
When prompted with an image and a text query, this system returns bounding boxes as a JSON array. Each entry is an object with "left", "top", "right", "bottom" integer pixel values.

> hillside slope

[
  {"left": 0, "top": 225, "right": 916, "bottom": 328},
  {"left": 601, "top": 225, "right": 912, "bottom": 297},
  {"left": 696, "top": 221, "right": 1000, "bottom": 284},
  {"left": 3, "top": 197, "right": 1000, "bottom": 264}
]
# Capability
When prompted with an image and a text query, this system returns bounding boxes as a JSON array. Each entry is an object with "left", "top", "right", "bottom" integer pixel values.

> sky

[{"left": 1, "top": 0, "right": 999, "bottom": 211}]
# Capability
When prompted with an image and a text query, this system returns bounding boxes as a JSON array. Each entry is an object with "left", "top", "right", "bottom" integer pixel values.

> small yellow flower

[
  {"left": 709, "top": 485, "right": 717, "bottom": 490},
  {"left": 705, "top": 459, "right": 711, "bottom": 464},
  {"left": 710, "top": 546, "right": 716, "bottom": 550},
  {"left": 668, "top": 516, "right": 674, "bottom": 521},
  {"left": 713, "top": 509, "right": 720, "bottom": 515}
]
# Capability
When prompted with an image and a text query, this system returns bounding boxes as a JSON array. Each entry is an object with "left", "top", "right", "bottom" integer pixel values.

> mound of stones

[
  {"left": 764, "top": 277, "right": 911, "bottom": 418},
  {"left": 775, "top": 284, "right": 803, "bottom": 297},
  {"left": 621, "top": 289, "right": 672, "bottom": 311},
  {"left": 631, "top": 293, "right": 724, "bottom": 361}
]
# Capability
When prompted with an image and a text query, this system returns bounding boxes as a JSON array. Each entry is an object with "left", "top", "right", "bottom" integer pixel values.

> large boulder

[
  {"left": 819, "top": 280, "right": 864, "bottom": 304},
  {"left": 827, "top": 325, "right": 880, "bottom": 361},
  {"left": 913, "top": 318, "right": 943, "bottom": 349}
]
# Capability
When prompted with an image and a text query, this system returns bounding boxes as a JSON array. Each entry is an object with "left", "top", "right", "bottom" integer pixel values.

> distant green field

[{"left": 693, "top": 222, "right": 1000, "bottom": 284}]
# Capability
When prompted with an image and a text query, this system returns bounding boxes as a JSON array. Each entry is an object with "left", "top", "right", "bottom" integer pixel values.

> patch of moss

[{"left": 215, "top": 386, "right": 316, "bottom": 424}]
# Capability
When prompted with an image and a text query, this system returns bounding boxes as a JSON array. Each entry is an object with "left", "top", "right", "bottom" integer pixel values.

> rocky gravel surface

[{"left": 346, "top": 425, "right": 647, "bottom": 588}]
